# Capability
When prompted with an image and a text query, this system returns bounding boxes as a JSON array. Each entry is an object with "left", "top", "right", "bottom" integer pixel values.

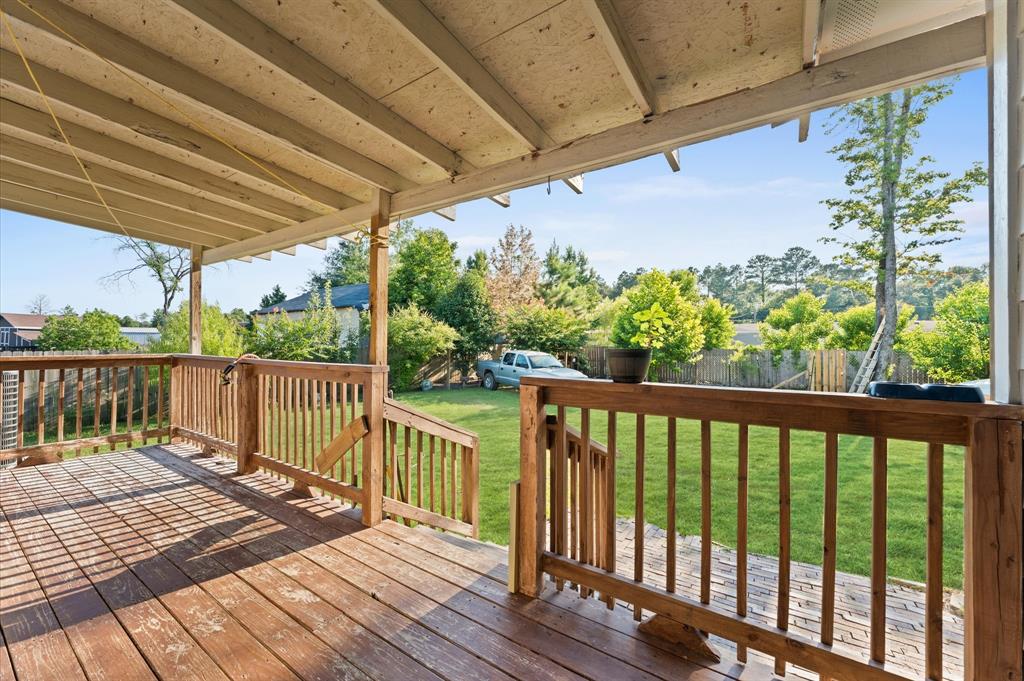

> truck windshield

[{"left": 529, "top": 354, "right": 562, "bottom": 368}]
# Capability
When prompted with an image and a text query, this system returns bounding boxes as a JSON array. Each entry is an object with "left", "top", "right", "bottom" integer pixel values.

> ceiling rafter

[
  {"left": 797, "top": 0, "right": 824, "bottom": 143},
  {"left": 165, "top": 0, "right": 466, "bottom": 177},
  {"left": 0, "top": 49, "right": 350, "bottom": 215},
  {"left": 3, "top": 0, "right": 415, "bottom": 192},
  {"left": 202, "top": 16, "right": 986, "bottom": 264},
  {"left": 366, "top": 0, "right": 552, "bottom": 151}
]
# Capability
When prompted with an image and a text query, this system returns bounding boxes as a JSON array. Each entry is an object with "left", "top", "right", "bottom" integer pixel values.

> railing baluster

[
  {"left": 301, "top": 378, "right": 309, "bottom": 469},
  {"left": 320, "top": 379, "right": 327, "bottom": 455},
  {"left": 776, "top": 425, "right": 792, "bottom": 676},
  {"left": 871, "top": 436, "right": 889, "bottom": 663},
  {"left": 605, "top": 411, "right": 616, "bottom": 609},
  {"left": 125, "top": 366, "right": 133, "bottom": 443},
  {"left": 56, "top": 368, "right": 66, "bottom": 446},
  {"left": 581, "top": 408, "right": 591, "bottom": 568},
  {"left": 276, "top": 376, "right": 284, "bottom": 462},
  {"left": 404, "top": 425, "right": 412, "bottom": 505},
  {"left": 157, "top": 364, "right": 165, "bottom": 442},
  {"left": 634, "top": 412, "right": 645, "bottom": 620},
  {"left": 701, "top": 420, "right": 711, "bottom": 605},
  {"left": 555, "top": 406, "right": 568, "bottom": 590},
  {"left": 822, "top": 432, "right": 839, "bottom": 649},
  {"left": 570, "top": 427, "right": 579, "bottom": 564},
  {"left": 389, "top": 419, "right": 398, "bottom": 498},
  {"left": 36, "top": 369, "right": 45, "bottom": 446},
  {"left": 416, "top": 431, "right": 424, "bottom": 508},
  {"left": 450, "top": 436, "right": 457, "bottom": 519},
  {"left": 666, "top": 417, "right": 677, "bottom": 594},
  {"left": 93, "top": 367, "right": 101, "bottom": 453},
  {"left": 429, "top": 434, "right": 436, "bottom": 512},
  {"left": 736, "top": 423, "right": 749, "bottom": 663},
  {"left": 926, "top": 443, "right": 943, "bottom": 681},
  {"left": 140, "top": 366, "right": 148, "bottom": 447},
  {"left": 75, "top": 368, "right": 84, "bottom": 455},
  {"left": 440, "top": 438, "right": 447, "bottom": 517}
]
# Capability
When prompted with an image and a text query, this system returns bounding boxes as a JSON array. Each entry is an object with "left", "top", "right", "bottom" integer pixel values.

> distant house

[
  {"left": 0, "top": 312, "right": 160, "bottom": 350},
  {"left": 253, "top": 283, "right": 369, "bottom": 343},
  {"left": 0, "top": 313, "right": 46, "bottom": 349}
]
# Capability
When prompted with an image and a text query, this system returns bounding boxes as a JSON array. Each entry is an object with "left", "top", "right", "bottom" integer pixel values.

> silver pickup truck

[{"left": 477, "top": 350, "right": 586, "bottom": 389}]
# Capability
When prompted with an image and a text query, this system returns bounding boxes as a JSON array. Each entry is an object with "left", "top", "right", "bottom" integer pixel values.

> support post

[
  {"left": 189, "top": 246, "right": 202, "bottom": 355},
  {"left": 361, "top": 369, "right": 386, "bottom": 526},
  {"left": 963, "top": 417, "right": 1022, "bottom": 681},
  {"left": 518, "top": 383, "right": 547, "bottom": 597},
  {"left": 169, "top": 358, "right": 182, "bottom": 442},
  {"left": 988, "top": 0, "right": 1023, "bottom": 404},
  {"left": 235, "top": 362, "right": 258, "bottom": 475},
  {"left": 368, "top": 189, "right": 391, "bottom": 366}
]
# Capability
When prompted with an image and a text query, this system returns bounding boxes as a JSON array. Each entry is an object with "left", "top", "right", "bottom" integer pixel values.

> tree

[
  {"left": 698, "top": 263, "right": 743, "bottom": 300},
  {"left": 503, "top": 304, "right": 588, "bottom": 355},
  {"left": 247, "top": 288, "right": 343, "bottom": 362},
  {"left": 390, "top": 228, "right": 459, "bottom": 313},
  {"left": 610, "top": 267, "right": 646, "bottom": 298},
  {"left": 100, "top": 238, "right": 190, "bottom": 316},
  {"left": 465, "top": 249, "right": 488, "bottom": 275},
  {"left": 827, "top": 302, "right": 914, "bottom": 350},
  {"left": 901, "top": 265, "right": 987, "bottom": 319},
  {"left": 537, "top": 241, "right": 606, "bottom": 320},
  {"left": 769, "top": 247, "right": 820, "bottom": 296},
  {"left": 387, "top": 304, "right": 458, "bottom": 390},
  {"left": 905, "top": 281, "right": 989, "bottom": 382},
  {"left": 699, "top": 298, "right": 736, "bottom": 349},
  {"left": 435, "top": 270, "right": 499, "bottom": 375},
  {"left": 306, "top": 219, "right": 413, "bottom": 290},
  {"left": 822, "top": 83, "right": 987, "bottom": 381},
  {"left": 611, "top": 270, "right": 704, "bottom": 368},
  {"left": 26, "top": 294, "right": 52, "bottom": 315},
  {"left": 759, "top": 292, "right": 835, "bottom": 352},
  {"left": 149, "top": 301, "right": 245, "bottom": 357},
  {"left": 744, "top": 255, "right": 774, "bottom": 313},
  {"left": 259, "top": 285, "right": 287, "bottom": 309},
  {"left": 487, "top": 225, "right": 539, "bottom": 310},
  {"left": 37, "top": 307, "right": 136, "bottom": 351}
]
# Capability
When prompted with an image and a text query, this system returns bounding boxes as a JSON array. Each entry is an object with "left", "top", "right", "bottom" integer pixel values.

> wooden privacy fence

[
  {"left": 513, "top": 376, "right": 1023, "bottom": 681},
  {"left": 0, "top": 353, "right": 480, "bottom": 537},
  {"left": 381, "top": 397, "right": 480, "bottom": 537},
  {"left": 582, "top": 347, "right": 930, "bottom": 390}
]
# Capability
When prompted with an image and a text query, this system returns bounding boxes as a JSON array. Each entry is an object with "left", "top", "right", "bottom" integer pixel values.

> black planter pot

[{"left": 606, "top": 348, "right": 652, "bottom": 383}]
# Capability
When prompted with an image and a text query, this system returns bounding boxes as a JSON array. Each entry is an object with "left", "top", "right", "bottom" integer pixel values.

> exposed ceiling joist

[
  {"left": 488, "top": 193, "right": 511, "bottom": 208},
  {"left": 581, "top": 0, "right": 656, "bottom": 116},
  {"left": 562, "top": 175, "right": 584, "bottom": 194},
  {"left": 433, "top": 205, "right": 456, "bottom": 221},
  {"left": 202, "top": 15, "right": 985, "bottom": 265},
  {"left": 0, "top": 134, "right": 283, "bottom": 233},
  {"left": 0, "top": 50, "right": 349, "bottom": 215},
  {"left": 798, "top": 0, "right": 823, "bottom": 143},
  {"left": 278, "top": 246, "right": 297, "bottom": 256},
  {"left": 306, "top": 239, "right": 328, "bottom": 250},
  {"left": 2, "top": 0, "right": 414, "bottom": 192},
  {"left": 0, "top": 162, "right": 256, "bottom": 242},
  {"left": 366, "top": 0, "right": 552, "bottom": 150},
  {"left": 165, "top": 0, "right": 465, "bottom": 176},
  {"left": 663, "top": 150, "right": 680, "bottom": 172},
  {"left": 253, "top": 252, "right": 272, "bottom": 261},
  {"left": 0, "top": 181, "right": 225, "bottom": 248}
]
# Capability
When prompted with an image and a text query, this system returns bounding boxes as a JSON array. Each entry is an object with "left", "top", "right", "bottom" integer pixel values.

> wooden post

[
  {"left": 169, "top": 359, "right": 182, "bottom": 442},
  {"left": 189, "top": 246, "right": 202, "bottom": 355},
  {"left": 368, "top": 189, "right": 391, "bottom": 366},
  {"left": 518, "top": 383, "right": 547, "bottom": 597},
  {"left": 988, "top": 0, "right": 1023, "bottom": 404},
  {"left": 963, "top": 417, "right": 1022, "bottom": 681},
  {"left": 235, "top": 362, "right": 259, "bottom": 475},
  {"left": 361, "top": 369, "right": 386, "bottom": 526}
]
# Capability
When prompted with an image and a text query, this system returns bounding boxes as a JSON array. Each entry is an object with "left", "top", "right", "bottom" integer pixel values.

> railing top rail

[
  {"left": 382, "top": 397, "right": 477, "bottom": 448},
  {"left": 522, "top": 376, "right": 1023, "bottom": 446},
  {"left": 0, "top": 353, "right": 173, "bottom": 370},
  {"left": 171, "top": 354, "right": 387, "bottom": 381}
]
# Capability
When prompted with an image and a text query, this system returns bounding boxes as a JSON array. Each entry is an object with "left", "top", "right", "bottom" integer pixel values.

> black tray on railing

[{"left": 867, "top": 381, "right": 985, "bottom": 403}]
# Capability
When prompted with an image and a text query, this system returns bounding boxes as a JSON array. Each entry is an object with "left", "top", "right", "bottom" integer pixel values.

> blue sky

[{"left": 0, "top": 70, "right": 988, "bottom": 318}]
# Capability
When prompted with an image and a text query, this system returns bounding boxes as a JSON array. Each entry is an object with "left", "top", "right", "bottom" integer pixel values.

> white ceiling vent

[{"left": 818, "top": 0, "right": 983, "bottom": 63}]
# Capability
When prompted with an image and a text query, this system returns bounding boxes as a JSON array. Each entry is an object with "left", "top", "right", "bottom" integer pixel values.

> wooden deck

[{"left": 0, "top": 444, "right": 771, "bottom": 681}]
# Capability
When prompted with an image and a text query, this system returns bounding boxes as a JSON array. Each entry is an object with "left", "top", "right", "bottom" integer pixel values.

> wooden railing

[
  {"left": 381, "top": 397, "right": 479, "bottom": 536},
  {"left": 0, "top": 354, "right": 172, "bottom": 464},
  {"left": 1, "top": 353, "right": 479, "bottom": 536},
  {"left": 514, "top": 376, "right": 1023, "bottom": 681}
]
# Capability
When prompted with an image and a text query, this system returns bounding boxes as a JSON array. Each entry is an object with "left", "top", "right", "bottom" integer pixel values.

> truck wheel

[{"left": 482, "top": 372, "right": 497, "bottom": 390}]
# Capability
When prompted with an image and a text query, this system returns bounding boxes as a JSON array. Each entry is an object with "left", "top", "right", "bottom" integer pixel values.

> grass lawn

[{"left": 396, "top": 387, "right": 965, "bottom": 589}]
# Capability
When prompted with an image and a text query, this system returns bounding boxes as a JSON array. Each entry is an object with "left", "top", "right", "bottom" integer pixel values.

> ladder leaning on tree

[{"left": 849, "top": 317, "right": 886, "bottom": 393}]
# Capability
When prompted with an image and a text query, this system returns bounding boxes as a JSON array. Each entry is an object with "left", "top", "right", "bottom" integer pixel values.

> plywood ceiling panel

[{"left": 618, "top": 0, "right": 803, "bottom": 112}]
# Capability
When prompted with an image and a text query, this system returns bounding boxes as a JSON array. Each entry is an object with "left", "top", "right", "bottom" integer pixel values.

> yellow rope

[
  {"left": 1, "top": 9, "right": 134, "bottom": 239},
  {"left": 10, "top": 0, "right": 335, "bottom": 214}
]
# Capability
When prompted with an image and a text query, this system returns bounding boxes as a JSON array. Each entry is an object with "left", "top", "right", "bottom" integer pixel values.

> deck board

[{"left": 0, "top": 445, "right": 741, "bottom": 681}]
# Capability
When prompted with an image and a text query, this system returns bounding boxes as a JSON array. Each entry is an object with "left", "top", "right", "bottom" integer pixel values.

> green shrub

[
  {"left": 759, "top": 292, "right": 834, "bottom": 352},
  {"left": 503, "top": 304, "right": 587, "bottom": 355},
  {"left": 904, "top": 282, "right": 989, "bottom": 382},
  {"left": 149, "top": 301, "right": 245, "bottom": 357},
  {"left": 610, "top": 269, "right": 703, "bottom": 367},
  {"left": 247, "top": 288, "right": 343, "bottom": 362},
  {"left": 37, "top": 307, "right": 136, "bottom": 351},
  {"left": 388, "top": 304, "right": 458, "bottom": 390}
]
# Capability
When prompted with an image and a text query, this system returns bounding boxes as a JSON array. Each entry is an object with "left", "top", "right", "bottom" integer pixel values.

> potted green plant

[{"left": 607, "top": 302, "right": 671, "bottom": 383}]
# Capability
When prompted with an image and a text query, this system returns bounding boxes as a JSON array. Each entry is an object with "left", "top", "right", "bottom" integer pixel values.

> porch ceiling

[{"left": 0, "top": 0, "right": 986, "bottom": 263}]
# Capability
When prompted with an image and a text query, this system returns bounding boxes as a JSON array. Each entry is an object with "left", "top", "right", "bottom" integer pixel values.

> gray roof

[{"left": 256, "top": 283, "right": 369, "bottom": 315}]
